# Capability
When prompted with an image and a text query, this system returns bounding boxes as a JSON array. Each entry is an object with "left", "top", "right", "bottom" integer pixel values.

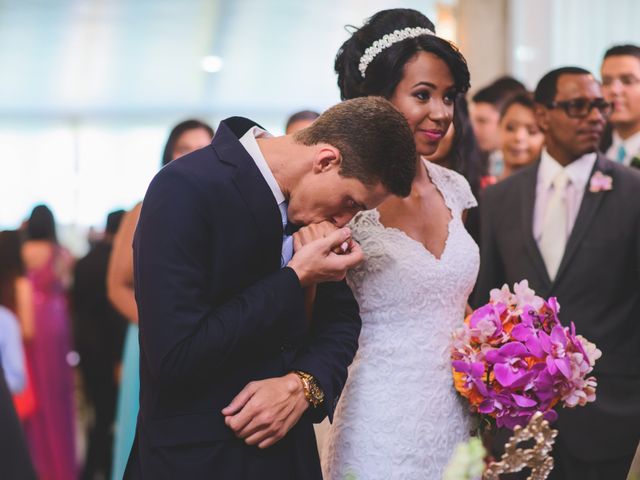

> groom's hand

[
  {"left": 222, "top": 373, "right": 309, "bottom": 449},
  {"left": 288, "top": 227, "right": 363, "bottom": 287}
]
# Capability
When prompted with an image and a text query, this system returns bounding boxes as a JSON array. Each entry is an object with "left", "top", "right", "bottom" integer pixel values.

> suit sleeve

[
  {"left": 135, "top": 169, "right": 305, "bottom": 386},
  {"left": 472, "top": 187, "right": 506, "bottom": 308},
  {"left": 290, "top": 280, "right": 361, "bottom": 422}
]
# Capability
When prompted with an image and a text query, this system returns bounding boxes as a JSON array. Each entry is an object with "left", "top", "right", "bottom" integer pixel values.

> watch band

[{"left": 294, "top": 370, "right": 325, "bottom": 408}]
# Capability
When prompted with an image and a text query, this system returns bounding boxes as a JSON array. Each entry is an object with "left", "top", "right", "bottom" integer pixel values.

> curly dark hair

[{"left": 335, "top": 8, "right": 470, "bottom": 101}]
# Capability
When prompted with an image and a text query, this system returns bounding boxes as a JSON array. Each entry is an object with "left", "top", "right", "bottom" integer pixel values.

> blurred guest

[
  {"left": 0, "top": 230, "right": 37, "bottom": 420},
  {"left": 73, "top": 210, "right": 127, "bottom": 480},
  {"left": 427, "top": 96, "right": 491, "bottom": 243},
  {"left": 0, "top": 369, "right": 37, "bottom": 480},
  {"left": 285, "top": 110, "right": 320, "bottom": 134},
  {"left": 22, "top": 204, "right": 77, "bottom": 480},
  {"left": 0, "top": 305, "right": 26, "bottom": 394},
  {"left": 601, "top": 44, "right": 640, "bottom": 168},
  {"left": 469, "top": 76, "right": 527, "bottom": 176},
  {"left": 475, "top": 66, "right": 640, "bottom": 480},
  {"left": 108, "top": 119, "right": 214, "bottom": 480},
  {"left": 0, "top": 230, "right": 34, "bottom": 340},
  {"left": 497, "top": 92, "right": 544, "bottom": 181}
]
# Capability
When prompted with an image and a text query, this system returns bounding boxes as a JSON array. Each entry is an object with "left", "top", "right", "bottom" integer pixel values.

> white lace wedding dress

[{"left": 322, "top": 160, "right": 480, "bottom": 480}]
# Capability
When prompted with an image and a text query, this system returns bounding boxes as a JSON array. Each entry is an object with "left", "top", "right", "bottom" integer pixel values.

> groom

[{"left": 125, "top": 97, "right": 417, "bottom": 479}]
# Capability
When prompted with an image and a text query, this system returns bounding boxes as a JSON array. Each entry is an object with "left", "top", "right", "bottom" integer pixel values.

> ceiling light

[{"left": 201, "top": 55, "right": 223, "bottom": 73}]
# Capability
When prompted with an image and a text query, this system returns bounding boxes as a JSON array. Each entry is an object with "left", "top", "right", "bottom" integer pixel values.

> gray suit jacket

[{"left": 474, "top": 153, "right": 640, "bottom": 461}]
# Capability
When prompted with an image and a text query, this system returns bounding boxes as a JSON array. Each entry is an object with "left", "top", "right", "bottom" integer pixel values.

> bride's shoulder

[
  {"left": 424, "top": 160, "right": 477, "bottom": 210},
  {"left": 425, "top": 160, "right": 464, "bottom": 187}
]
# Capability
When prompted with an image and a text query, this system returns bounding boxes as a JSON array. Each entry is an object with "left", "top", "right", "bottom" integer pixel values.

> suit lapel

[
  {"left": 213, "top": 122, "right": 282, "bottom": 271},
  {"left": 553, "top": 153, "right": 611, "bottom": 286},
  {"left": 519, "top": 162, "right": 552, "bottom": 287}
]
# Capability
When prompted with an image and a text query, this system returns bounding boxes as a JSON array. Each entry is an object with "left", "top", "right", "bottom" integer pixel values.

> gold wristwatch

[{"left": 294, "top": 370, "right": 325, "bottom": 408}]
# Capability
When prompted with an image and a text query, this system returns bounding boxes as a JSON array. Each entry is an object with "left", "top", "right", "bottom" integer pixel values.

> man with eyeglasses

[
  {"left": 601, "top": 44, "right": 640, "bottom": 169},
  {"left": 474, "top": 66, "right": 640, "bottom": 479}
]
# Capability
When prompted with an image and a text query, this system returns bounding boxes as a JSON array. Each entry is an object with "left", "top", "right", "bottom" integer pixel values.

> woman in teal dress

[{"left": 107, "top": 120, "right": 214, "bottom": 480}]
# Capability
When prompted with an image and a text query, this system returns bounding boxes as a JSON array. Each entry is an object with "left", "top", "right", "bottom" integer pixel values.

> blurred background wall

[{"left": 1, "top": 0, "right": 639, "bottom": 253}]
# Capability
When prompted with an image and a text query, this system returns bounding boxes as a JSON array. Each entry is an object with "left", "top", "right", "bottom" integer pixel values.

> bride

[{"left": 320, "top": 9, "right": 477, "bottom": 479}]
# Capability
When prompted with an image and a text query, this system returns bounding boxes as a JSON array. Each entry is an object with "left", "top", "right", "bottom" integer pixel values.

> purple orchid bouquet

[{"left": 451, "top": 280, "right": 601, "bottom": 429}]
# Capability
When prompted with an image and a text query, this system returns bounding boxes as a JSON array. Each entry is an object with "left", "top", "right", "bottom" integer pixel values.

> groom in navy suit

[{"left": 125, "top": 97, "right": 417, "bottom": 479}]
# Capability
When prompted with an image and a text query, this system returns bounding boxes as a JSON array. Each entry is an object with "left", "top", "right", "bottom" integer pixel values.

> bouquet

[{"left": 452, "top": 280, "right": 601, "bottom": 430}]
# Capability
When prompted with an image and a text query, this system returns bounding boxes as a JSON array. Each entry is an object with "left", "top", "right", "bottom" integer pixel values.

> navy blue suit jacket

[{"left": 125, "top": 118, "right": 361, "bottom": 479}]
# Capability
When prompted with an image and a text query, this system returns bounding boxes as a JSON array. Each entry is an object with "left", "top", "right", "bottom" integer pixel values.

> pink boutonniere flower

[{"left": 589, "top": 171, "right": 613, "bottom": 193}]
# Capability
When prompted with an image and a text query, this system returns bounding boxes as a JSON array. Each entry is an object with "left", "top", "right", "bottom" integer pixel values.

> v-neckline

[{"left": 374, "top": 159, "right": 454, "bottom": 261}]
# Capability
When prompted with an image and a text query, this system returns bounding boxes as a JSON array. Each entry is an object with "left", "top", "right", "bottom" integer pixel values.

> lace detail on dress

[
  {"left": 322, "top": 160, "right": 480, "bottom": 480},
  {"left": 425, "top": 160, "right": 478, "bottom": 213}
]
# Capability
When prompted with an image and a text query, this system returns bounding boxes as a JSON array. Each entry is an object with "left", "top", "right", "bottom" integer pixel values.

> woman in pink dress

[{"left": 22, "top": 204, "right": 77, "bottom": 480}]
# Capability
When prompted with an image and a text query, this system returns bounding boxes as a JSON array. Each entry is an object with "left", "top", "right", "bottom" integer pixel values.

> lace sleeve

[
  {"left": 426, "top": 161, "right": 478, "bottom": 213},
  {"left": 455, "top": 173, "right": 478, "bottom": 211}
]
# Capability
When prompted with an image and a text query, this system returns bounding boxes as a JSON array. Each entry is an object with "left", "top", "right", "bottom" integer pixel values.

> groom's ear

[{"left": 312, "top": 144, "right": 342, "bottom": 173}]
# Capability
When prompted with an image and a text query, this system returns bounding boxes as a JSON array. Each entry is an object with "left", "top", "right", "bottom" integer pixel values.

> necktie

[
  {"left": 539, "top": 170, "right": 569, "bottom": 281},
  {"left": 280, "top": 202, "right": 294, "bottom": 267},
  {"left": 616, "top": 144, "right": 627, "bottom": 163}
]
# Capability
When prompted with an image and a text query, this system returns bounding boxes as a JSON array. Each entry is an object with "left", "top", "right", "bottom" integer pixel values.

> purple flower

[
  {"left": 485, "top": 342, "right": 531, "bottom": 387},
  {"left": 539, "top": 326, "right": 572, "bottom": 379},
  {"left": 469, "top": 303, "right": 505, "bottom": 342},
  {"left": 452, "top": 360, "right": 489, "bottom": 396}
]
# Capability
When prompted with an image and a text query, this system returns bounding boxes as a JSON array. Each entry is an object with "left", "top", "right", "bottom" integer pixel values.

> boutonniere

[
  {"left": 631, "top": 156, "right": 640, "bottom": 170},
  {"left": 589, "top": 171, "right": 613, "bottom": 192}
]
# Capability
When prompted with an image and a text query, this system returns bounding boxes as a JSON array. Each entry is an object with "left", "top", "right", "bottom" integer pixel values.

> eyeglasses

[{"left": 546, "top": 98, "right": 613, "bottom": 119}]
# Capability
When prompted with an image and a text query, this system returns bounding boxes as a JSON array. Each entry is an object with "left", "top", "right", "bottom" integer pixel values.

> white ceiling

[{"left": 0, "top": 0, "right": 437, "bottom": 119}]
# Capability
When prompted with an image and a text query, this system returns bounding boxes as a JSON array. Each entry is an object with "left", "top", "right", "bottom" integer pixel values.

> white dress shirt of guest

[
  {"left": 601, "top": 45, "right": 640, "bottom": 166},
  {"left": 606, "top": 130, "right": 640, "bottom": 166},
  {"left": 533, "top": 148, "right": 596, "bottom": 244}
]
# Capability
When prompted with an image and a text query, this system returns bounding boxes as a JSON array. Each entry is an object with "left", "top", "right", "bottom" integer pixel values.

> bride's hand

[{"left": 293, "top": 221, "right": 352, "bottom": 254}]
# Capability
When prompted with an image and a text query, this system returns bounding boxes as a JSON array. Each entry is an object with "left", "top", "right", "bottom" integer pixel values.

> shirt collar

[
  {"left": 238, "top": 126, "right": 285, "bottom": 206},
  {"left": 539, "top": 148, "right": 597, "bottom": 191},
  {"left": 612, "top": 129, "right": 640, "bottom": 154}
]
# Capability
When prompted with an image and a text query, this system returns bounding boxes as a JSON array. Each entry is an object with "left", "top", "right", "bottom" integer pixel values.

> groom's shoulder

[{"left": 145, "top": 146, "right": 234, "bottom": 206}]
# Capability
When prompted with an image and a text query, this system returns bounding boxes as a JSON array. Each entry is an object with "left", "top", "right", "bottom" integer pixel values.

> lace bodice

[{"left": 322, "top": 160, "right": 480, "bottom": 480}]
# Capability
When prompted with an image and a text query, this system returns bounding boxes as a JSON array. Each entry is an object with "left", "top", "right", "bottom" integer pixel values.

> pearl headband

[{"left": 358, "top": 26, "right": 435, "bottom": 79}]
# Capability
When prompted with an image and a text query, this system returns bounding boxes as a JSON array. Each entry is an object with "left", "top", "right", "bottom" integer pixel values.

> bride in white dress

[{"left": 322, "top": 9, "right": 478, "bottom": 479}]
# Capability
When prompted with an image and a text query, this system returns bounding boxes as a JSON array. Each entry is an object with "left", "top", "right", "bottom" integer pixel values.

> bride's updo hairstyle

[{"left": 335, "top": 8, "right": 470, "bottom": 101}]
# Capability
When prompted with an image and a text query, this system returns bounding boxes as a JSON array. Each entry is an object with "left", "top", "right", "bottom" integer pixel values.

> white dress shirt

[
  {"left": 606, "top": 130, "right": 640, "bottom": 166},
  {"left": 239, "top": 127, "right": 293, "bottom": 266},
  {"left": 533, "top": 148, "right": 597, "bottom": 245}
]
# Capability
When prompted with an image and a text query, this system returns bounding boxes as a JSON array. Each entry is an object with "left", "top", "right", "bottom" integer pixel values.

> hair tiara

[{"left": 358, "top": 26, "right": 435, "bottom": 79}]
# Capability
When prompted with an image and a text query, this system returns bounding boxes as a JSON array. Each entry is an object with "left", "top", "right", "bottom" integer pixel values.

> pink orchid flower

[
  {"left": 589, "top": 171, "right": 613, "bottom": 192},
  {"left": 513, "top": 280, "right": 545, "bottom": 311}
]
